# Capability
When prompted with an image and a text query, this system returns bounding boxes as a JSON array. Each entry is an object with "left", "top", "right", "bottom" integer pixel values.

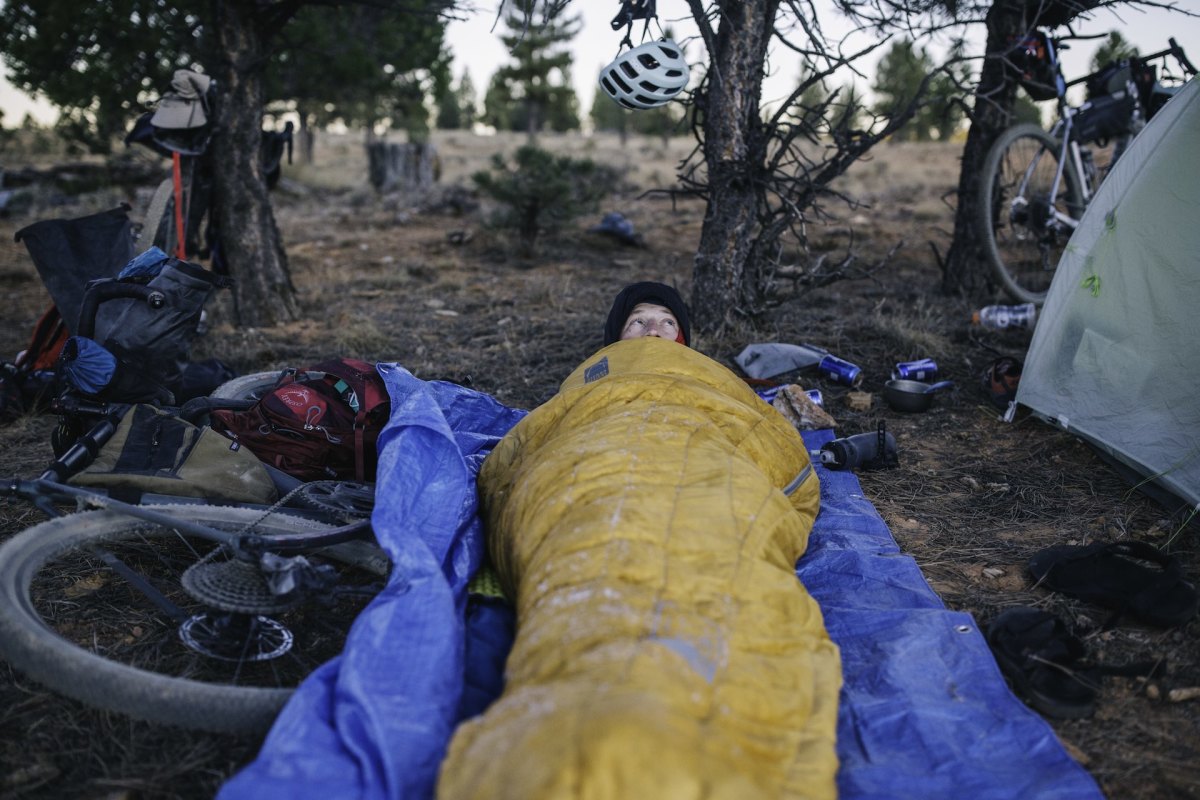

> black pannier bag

[{"left": 92, "top": 254, "right": 227, "bottom": 399}]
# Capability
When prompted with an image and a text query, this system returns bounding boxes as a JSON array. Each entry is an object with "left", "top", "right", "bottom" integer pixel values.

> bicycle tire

[
  {"left": 976, "top": 123, "right": 1085, "bottom": 305},
  {"left": 144, "top": 176, "right": 177, "bottom": 256},
  {"left": 209, "top": 370, "right": 282, "bottom": 402},
  {"left": 0, "top": 504, "right": 384, "bottom": 733}
]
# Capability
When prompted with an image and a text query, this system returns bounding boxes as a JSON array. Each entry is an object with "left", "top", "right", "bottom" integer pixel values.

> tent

[{"left": 1016, "top": 77, "right": 1200, "bottom": 512}]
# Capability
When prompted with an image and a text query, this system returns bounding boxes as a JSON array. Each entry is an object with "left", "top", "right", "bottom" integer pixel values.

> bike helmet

[{"left": 599, "top": 39, "right": 689, "bottom": 110}]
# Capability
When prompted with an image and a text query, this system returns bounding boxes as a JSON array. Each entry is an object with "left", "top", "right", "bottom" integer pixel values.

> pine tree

[
  {"left": 872, "top": 38, "right": 968, "bottom": 142},
  {"left": 1091, "top": 31, "right": 1139, "bottom": 72},
  {"left": 492, "top": 0, "right": 581, "bottom": 136},
  {"left": 482, "top": 71, "right": 515, "bottom": 131}
]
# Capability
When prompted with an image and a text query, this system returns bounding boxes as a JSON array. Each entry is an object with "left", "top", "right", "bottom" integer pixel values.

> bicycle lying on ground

[
  {"left": 0, "top": 414, "right": 385, "bottom": 735},
  {"left": 977, "top": 31, "right": 1196, "bottom": 305}
]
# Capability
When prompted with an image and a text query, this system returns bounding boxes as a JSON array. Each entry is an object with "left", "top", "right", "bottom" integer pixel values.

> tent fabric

[
  {"left": 1017, "top": 77, "right": 1200, "bottom": 510},
  {"left": 440, "top": 338, "right": 837, "bottom": 799},
  {"left": 221, "top": 358, "right": 1100, "bottom": 800}
]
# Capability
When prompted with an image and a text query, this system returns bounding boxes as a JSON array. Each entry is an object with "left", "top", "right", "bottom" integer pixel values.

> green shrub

[{"left": 472, "top": 144, "right": 619, "bottom": 253}]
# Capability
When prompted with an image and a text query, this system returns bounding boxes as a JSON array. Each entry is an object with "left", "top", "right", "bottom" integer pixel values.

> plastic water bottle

[{"left": 972, "top": 303, "right": 1037, "bottom": 330}]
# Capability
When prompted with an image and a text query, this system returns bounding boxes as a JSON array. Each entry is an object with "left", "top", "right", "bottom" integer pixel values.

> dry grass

[{"left": 1, "top": 129, "right": 1197, "bottom": 799}]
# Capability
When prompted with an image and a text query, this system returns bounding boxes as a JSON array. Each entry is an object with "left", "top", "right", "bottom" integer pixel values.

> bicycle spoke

[
  {"left": 977, "top": 124, "right": 1084, "bottom": 304},
  {"left": 0, "top": 506, "right": 382, "bottom": 731}
]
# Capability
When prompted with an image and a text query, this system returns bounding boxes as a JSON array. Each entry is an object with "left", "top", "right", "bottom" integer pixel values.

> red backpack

[{"left": 209, "top": 358, "right": 390, "bottom": 482}]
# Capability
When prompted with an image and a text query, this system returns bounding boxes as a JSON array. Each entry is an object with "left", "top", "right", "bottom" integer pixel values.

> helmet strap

[{"left": 610, "top": 0, "right": 658, "bottom": 50}]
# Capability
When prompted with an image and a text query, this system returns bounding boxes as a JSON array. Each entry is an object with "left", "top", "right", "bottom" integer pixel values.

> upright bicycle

[
  {"left": 976, "top": 31, "right": 1196, "bottom": 304},
  {"left": 126, "top": 73, "right": 293, "bottom": 269}
]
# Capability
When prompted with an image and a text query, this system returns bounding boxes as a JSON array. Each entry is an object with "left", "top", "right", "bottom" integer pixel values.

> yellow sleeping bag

[{"left": 438, "top": 337, "right": 841, "bottom": 799}]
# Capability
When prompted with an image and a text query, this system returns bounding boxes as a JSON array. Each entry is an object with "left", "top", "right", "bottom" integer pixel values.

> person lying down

[{"left": 437, "top": 282, "right": 842, "bottom": 799}]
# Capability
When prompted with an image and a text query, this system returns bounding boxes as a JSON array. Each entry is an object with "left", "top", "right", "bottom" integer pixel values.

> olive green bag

[{"left": 71, "top": 404, "right": 279, "bottom": 504}]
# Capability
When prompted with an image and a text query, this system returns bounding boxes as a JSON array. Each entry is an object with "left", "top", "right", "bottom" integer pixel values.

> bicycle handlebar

[
  {"left": 77, "top": 279, "right": 166, "bottom": 339},
  {"left": 1166, "top": 38, "right": 1197, "bottom": 76},
  {"left": 1062, "top": 37, "right": 1197, "bottom": 90}
]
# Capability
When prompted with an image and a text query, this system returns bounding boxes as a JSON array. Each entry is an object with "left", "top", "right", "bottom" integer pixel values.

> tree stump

[{"left": 366, "top": 142, "right": 440, "bottom": 192}]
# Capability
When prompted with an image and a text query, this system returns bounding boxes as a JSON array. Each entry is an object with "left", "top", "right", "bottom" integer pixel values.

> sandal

[
  {"left": 986, "top": 607, "right": 1098, "bottom": 719},
  {"left": 1028, "top": 541, "right": 1199, "bottom": 628}
]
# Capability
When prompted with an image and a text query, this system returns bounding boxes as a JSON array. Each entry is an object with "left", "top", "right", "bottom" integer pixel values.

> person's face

[{"left": 620, "top": 303, "right": 680, "bottom": 341}]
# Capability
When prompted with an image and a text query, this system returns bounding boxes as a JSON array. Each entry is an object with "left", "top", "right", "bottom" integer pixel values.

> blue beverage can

[
  {"left": 892, "top": 358, "right": 939, "bottom": 382},
  {"left": 805, "top": 389, "right": 824, "bottom": 407},
  {"left": 818, "top": 354, "right": 863, "bottom": 387},
  {"left": 755, "top": 385, "right": 783, "bottom": 404}
]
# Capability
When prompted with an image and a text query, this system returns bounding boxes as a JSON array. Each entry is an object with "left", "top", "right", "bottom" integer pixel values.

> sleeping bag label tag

[{"left": 584, "top": 357, "right": 609, "bottom": 383}]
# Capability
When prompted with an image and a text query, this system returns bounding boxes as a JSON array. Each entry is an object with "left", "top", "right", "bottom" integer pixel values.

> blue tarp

[{"left": 220, "top": 364, "right": 1101, "bottom": 800}]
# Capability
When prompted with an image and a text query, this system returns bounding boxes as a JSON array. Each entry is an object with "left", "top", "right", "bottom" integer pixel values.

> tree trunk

[
  {"left": 941, "top": 0, "right": 1027, "bottom": 298},
  {"left": 298, "top": 109, "right": 315, "bottom": 166},
  {"left": 690, "top": 1, "right": 778, "bottom": 334},
  {"left": 366, "top": 142, "right": 439, "bottom": 191},
  {"left": 210, "top": 0, "right": 298, "bottom": 327}
]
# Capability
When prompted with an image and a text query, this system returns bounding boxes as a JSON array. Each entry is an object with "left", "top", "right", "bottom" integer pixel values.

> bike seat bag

[
  {"left": 1007, "top": 31, "right": 1059, "bottom": 101},
  {"left": 209, "top": 359, "right": 390, "bottom": 482}
]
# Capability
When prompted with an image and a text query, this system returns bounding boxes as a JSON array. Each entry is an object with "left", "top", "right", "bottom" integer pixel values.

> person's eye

[{"left": 661, "top": 319, "right": 677, "bottom": 328}]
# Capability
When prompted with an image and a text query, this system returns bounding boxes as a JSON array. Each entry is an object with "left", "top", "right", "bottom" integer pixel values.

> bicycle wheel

[
  {"left": 145, "top": 176, "right": 179, "bottom": 256},
  {"left": 145, "top": 177, "right": 180, "bottom": 256},
  {"left": 210, "top": 370, "right": 282, "bottom": 402},
  {"left": 976, "top": 123, "right": 1085, "bottom": 305},
  {"left": 296, "top": 481, "right": 376, "bottom": 521},
  {"left": 0, "top": 504, "right": 386, "bottom": 733}
]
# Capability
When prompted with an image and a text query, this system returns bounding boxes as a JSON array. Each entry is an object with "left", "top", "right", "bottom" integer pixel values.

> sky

[
  {"left": 3, "top": 2, "right": 1199, "bottom": 127},
  {"left": 446, "top": 1, "right": 1200, "bottom": 113}
]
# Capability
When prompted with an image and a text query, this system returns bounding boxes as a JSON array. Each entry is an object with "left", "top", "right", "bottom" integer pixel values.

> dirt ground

[{"left": 0, "top": 130, "right": 1197, "bottom": 799}]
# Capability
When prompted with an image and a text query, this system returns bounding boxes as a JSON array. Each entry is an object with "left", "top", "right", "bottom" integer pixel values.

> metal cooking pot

[{"left": 883, "top": 379, "right": 954, "bottom": 413}]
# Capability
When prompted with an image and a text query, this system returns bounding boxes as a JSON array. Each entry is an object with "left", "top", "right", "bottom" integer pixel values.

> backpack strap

[
  {"left": 351, "top": 366, "right": 388, "bottom": 482},
  {"left": 313, "top": 360, "right": 388, "bottom": 482}
]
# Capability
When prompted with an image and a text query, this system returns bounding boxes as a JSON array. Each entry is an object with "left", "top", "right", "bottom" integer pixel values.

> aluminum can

[
  {"left": 755, "top": 385, "right": 783, "bottom": 404},
  {"left": 805, "top": 389, "right": 824, "bottom": 407},
  {"left": 892, "top": 358, "right": 939, "bottom": 382},
  {"left": 818, "top": 354, "right": 863, "bottom": 388}
]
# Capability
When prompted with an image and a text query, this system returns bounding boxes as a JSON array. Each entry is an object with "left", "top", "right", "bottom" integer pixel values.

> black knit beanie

[{"left": 603, "top": 281, "right": 691, "bottom": 346}]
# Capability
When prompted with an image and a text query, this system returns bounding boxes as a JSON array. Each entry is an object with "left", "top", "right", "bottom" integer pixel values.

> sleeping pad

[{"left": 437, "top": 337, "right": 841, "bottom": 799}]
